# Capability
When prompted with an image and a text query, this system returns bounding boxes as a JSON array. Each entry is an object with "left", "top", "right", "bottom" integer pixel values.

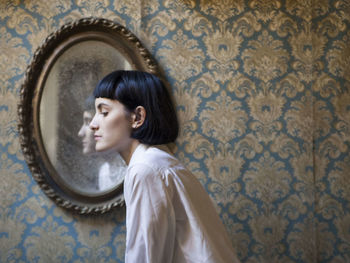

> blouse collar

[{"left": 128, "top": 143, "right": 171, "bottom": 167}]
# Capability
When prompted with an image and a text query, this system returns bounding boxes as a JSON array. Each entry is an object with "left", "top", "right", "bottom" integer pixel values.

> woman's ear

[{"left": 131, "top": 106, "right": 146, "bottom": 129}]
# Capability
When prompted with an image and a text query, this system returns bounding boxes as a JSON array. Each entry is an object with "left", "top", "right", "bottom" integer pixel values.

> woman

[
  {"left": 78, "top": 95, "right": 126, "bottom": 192},
  {"left": 89, "top": 70, "right": 239, "bottom": 263}
]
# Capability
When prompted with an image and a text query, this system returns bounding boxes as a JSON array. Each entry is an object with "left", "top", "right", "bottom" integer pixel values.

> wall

[{"left": 1, "top": 0, "right": 350, "bottom": 262}]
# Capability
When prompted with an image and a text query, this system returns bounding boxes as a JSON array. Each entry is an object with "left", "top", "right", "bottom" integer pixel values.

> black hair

[{"left": 93, "top": 70, "right": 179, "bottom": 145}]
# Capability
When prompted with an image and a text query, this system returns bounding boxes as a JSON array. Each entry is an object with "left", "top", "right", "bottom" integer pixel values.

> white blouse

[{"left": 124, "top": 144, "right": 240, "bottom": 263}]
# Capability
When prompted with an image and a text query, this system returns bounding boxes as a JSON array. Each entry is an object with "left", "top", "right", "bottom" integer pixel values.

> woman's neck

[{"left": 120, "top": 139, "right": 140, "bottom": 165}]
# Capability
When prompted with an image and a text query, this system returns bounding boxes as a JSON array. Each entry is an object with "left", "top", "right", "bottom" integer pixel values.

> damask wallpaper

[{"left": 1, "top": 0, "right": 350, "bottom": 262}]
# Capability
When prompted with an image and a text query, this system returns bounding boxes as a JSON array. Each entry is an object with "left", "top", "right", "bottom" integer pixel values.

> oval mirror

[{"left": 18, "top": 18, "right": 159, "bottom": 214}]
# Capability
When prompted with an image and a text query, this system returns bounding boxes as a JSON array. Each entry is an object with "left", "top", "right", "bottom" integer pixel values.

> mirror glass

[{"left": 40, "top": 41, "right": 130, "bottom": 195}]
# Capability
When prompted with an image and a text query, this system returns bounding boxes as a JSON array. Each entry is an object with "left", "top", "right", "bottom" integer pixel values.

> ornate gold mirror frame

[{"left": 18, "top": 17, "right": 158, "bottom": 214}]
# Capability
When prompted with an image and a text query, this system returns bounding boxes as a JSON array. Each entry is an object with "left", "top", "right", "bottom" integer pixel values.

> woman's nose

[
  {"left": 78, "top": 125, "right": 85, "bottom": 137},
  {"left": 89, "top": 114, "right": 98, "bottom": 130}
]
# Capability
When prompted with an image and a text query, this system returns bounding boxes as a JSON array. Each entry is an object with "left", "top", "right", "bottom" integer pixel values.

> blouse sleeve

[{"left": 124, "top": 164, "right": 176, "bottom": 263}]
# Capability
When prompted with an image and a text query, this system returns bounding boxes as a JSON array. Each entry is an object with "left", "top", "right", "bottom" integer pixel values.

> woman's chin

[
  {"left": 95, "top": 144, "right": 115, "bottom": 153},
  {"left": 95, "top": 146, "right": 107, "bottom": 152}
]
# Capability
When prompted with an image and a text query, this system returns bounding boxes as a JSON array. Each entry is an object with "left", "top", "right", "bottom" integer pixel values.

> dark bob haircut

[{"left": 93, "top": 70, "right": 179, "bottom": 145}]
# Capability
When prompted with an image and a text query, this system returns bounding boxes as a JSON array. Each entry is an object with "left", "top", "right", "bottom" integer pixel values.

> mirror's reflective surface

[{"left": 40, "top": 40, "right": 130, "bottom": 195}]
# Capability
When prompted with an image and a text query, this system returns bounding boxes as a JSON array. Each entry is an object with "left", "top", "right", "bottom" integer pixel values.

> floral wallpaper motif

[{"left": 1, "top": 0, "right": 350, "bottom": 262}]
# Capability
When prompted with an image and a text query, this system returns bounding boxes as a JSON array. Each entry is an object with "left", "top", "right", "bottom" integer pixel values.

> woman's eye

[{"left": 101, "top": 112, "right": 108, "bottom": 116}]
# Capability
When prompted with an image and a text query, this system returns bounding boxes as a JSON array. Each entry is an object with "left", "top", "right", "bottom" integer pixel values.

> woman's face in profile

[
  {"left": 90, "top": 98, "right": 133, "bottom": 153},
  {"left": 78, "top": 111, "right": 96, "bottom": 155}
]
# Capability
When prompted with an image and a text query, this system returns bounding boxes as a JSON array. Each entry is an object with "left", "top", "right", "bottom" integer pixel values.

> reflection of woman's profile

[
  {"left": 78, "top": 96, "right": 126, "bottom": 192},
  {"left": 78, "top": 96, "right": 96, "bottom": 155},
  {"left": 89, "top": 70, "right": 239, "bottom": 262}
]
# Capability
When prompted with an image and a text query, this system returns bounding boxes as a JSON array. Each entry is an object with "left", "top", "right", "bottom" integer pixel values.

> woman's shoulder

[{"left": 129, "top": 144, "right": 180, "bottom": 171}]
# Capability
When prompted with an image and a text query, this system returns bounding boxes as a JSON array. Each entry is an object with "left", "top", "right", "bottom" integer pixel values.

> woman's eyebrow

[{"left": 96, "top": 103, "right": 110, "bottom": 110}]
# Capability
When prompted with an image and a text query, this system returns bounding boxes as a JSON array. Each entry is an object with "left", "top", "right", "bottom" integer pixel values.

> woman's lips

[{"left": 94, "top": 135, "right": 102, "bottom": 141}]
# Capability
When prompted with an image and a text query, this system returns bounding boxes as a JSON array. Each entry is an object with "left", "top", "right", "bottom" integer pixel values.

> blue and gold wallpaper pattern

[{"left": 1, "top": 0, "right": 350, "bottom": 262}]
